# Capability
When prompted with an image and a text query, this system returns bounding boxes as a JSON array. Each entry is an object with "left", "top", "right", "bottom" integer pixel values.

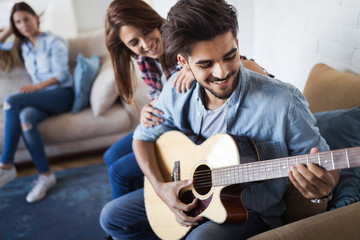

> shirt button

[{"left": 197, "top": 112, "right": 200, "bottom": 116}]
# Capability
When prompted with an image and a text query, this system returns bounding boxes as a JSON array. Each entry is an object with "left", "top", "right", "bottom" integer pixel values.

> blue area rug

[{"left": 0, "top": 163, "right": 112, "bottom": 240}]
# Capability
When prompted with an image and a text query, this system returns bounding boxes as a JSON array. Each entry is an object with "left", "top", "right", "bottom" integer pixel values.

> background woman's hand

[
  {"left": 140, "top": 99, "right": 164, "bottom": 128},
  {"left": 172, "top": 68, "right": 195, "bottom": 94},
  {"left": 19, "top": 84, "right": 41, "bottom": 94}
]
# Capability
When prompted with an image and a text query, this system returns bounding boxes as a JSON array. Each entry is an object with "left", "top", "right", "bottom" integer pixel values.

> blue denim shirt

[
  {"left": 134, "top": 62, "right": 329, "bottom": 228},
  {"left": 21, "top": 32, "right": 73, "bottom": 89}
]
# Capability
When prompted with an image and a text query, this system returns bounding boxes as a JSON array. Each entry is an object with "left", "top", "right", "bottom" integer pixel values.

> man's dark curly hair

[{"left": 161, "top": 0, "right": 238, "bottom": 66}]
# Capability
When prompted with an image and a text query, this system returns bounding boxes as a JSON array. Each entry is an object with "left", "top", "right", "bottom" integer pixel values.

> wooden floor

[{"left": 16, "top": 152, "right": 104, "bottom": 177}]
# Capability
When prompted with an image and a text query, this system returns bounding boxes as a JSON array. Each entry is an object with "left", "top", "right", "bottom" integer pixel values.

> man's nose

[{"left": 212, "top": 63, "right": 227, "bottom": 80}]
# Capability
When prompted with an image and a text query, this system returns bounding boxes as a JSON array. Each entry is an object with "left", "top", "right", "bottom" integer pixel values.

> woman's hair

[
  {"left": 105, "top": 0, "right": 164, "bottom": 106},
  {"left": 162, "top": 0, "right": 238, "bottom": 67},
  {"left": 10, "top": 2, "right": 39, "bottom": 41},
  {"left": 0, "top": 37, "right": 22, "bottom": 72}
]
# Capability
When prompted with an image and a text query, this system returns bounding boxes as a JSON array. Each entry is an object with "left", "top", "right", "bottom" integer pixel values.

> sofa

[
  {"left": 0, "top": 29, "right": 149, "bottom": 164},
  {"left": 249, "top": 63, "right": 360, "bottom": 240}
]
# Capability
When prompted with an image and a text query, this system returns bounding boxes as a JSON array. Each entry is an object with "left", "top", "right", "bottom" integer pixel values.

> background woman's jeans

[{"left": 1, "top": 87, "right": 74, "bottom": 173}]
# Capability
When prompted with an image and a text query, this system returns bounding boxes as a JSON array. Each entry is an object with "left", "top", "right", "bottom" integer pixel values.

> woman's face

[
  {"left": 119, "top": 25, "right": 163, "bottom": 59},
  {"left": 12, "top": 10, "right": 39, "bottom": 39}
]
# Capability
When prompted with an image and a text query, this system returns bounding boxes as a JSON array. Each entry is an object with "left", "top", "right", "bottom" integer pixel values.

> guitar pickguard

[{"left": 181, "top": 190, "right": 213, "bottom": 217}]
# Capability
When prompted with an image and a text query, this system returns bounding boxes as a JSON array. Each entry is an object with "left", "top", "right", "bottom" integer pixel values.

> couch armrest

[
  {"left": 0, "top": 67, "right": 32, "bottom": 103},
  {"left": 249, "top": 201, "right": 360, "bottom": 240},
  {"left": 303, "top": 63, "right": 360, "bottom": 113}
]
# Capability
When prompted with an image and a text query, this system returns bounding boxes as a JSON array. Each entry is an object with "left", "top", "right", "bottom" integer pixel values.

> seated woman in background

[
  {"left": 102, "top": 0, "right": 271, "bottom": 200},
  {"left": 0, "top": 2, "right": 74, "bottom": 203}
]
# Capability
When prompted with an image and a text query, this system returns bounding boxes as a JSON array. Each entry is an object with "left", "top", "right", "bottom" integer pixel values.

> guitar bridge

[{"left": 171, "top": 161, "right": 180, "bottom": 181}]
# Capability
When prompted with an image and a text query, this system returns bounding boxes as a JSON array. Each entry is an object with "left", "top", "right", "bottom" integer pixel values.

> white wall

[
  {"left": 229, "top": 0, "right": 255, "bottom": 58},
  {"left": 72, "top": 0, "right": 112, "bottom": 33},
  {"left": 41, "top": 0, "right": 78, "bottom": 38},
  {"left": 0, "top": 1, "right": 15, "bottom": 29},
  {"left": 151, "top": 0, "right": 176, "bottom": 19},
  {"left": 252, "top": 0, "right": 360, "bottom": 90}
]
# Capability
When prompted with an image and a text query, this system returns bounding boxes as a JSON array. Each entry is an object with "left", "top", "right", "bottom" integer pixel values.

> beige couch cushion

[
  {"left": 38, "top": 104, "right": 131, "bottom": 144},
  {"left": 90, "top": 58, "right": 118, "bottom": 116},
  {"left": 0, "top": 104, "right": 131, "bottom": 150},
  {"left": 303, "top": 63, "right": 360, "bottom": 113}
]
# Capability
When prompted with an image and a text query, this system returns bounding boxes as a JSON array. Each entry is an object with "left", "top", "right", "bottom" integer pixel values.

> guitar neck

[{"left": 212, "top": 146, "right": 360, "bottom": 187}]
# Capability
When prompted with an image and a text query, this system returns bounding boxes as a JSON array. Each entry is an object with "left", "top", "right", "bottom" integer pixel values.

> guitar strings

[
  {"left": 168, "top": 149, "right": 360, "bottom": 189},
  {"left": 179, "top": 150, "right": 359, "bottom": 180}
]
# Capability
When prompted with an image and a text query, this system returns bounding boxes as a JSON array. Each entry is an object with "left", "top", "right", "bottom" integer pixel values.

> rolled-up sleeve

[{"left": 49, "top": 37, "right": 70, "bottom": 83}]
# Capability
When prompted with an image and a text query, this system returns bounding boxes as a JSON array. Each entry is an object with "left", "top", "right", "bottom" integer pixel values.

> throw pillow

[
  {"left": 71, "top": 54, "right": 100, "bottom": 113},
  {"left": 314, "top": 106, "right": 360, "bottom": 210},
  {"left": 90, "top": 58, "right": 118, "bottom": 116}
]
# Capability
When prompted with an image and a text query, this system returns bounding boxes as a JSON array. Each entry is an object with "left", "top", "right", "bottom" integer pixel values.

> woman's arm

[
  {"left": 241, "top": 59, "right": 269, "bottom": 76},
  {"left": 48, "top": 36, "right": 71, "bottom": 84}
]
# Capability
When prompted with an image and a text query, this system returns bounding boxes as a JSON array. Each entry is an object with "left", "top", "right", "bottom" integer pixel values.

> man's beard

[{"left": 201, "top": 69, "right": 239, "bottom": 100}]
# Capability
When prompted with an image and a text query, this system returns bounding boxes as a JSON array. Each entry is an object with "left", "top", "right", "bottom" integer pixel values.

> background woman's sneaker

[
  {"left": 26, "top": 173, "right": 57, "bottom": 203},
  {"left": 0, "top": 167, "right": 17, "bottom": 188}
]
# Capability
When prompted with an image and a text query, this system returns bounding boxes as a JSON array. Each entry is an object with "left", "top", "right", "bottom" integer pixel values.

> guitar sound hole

[{"left": 193, "top": 164, "right": 212, "bottom": 195}]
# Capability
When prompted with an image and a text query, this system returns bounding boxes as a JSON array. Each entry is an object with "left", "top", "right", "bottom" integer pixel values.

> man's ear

[{"left": 177, "top": 54, "right": 190, "bottom": 70}]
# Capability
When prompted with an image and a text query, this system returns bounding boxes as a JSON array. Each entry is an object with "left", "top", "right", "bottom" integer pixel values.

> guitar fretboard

[{"left": 212, "top": 146, "right": 360, "bottom": 187}]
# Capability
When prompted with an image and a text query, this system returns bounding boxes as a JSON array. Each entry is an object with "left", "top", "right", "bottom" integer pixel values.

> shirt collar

[{"left": 23, "top": 31, "right": 50, "bottom": 49}]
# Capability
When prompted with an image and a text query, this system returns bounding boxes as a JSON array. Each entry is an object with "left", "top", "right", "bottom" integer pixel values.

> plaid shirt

[
  {"left": 137, "top": 56, "right": 181, "bottom": 100},
  {"left": 136, "top": 55, "right": 272, "bottom": 100}
]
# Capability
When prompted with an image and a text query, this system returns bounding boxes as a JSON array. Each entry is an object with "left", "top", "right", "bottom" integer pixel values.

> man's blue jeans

[
  {"left": 99, "top": 188, "right": 271, "bottom": 240},
  {"left": 1, "top": 87, "right": 74, "bottom": 173},
  {"left": 103, "top": 131, "right": 144, "bottom": 199}
]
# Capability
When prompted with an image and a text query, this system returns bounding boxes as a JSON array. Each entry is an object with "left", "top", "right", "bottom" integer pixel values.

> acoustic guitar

[{"left": 144, "top": 131, "right": 360, "bottom": 240}]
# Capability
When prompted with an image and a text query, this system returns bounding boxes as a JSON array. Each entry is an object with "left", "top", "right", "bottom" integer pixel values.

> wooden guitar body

[{"left": 144, "top": 131, "right": 258, "bottom": 240}]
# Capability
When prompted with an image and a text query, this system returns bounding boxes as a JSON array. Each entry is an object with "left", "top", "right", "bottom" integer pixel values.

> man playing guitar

[{"left": 100, "top": 0, "right": 339, "bottom": 239}]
